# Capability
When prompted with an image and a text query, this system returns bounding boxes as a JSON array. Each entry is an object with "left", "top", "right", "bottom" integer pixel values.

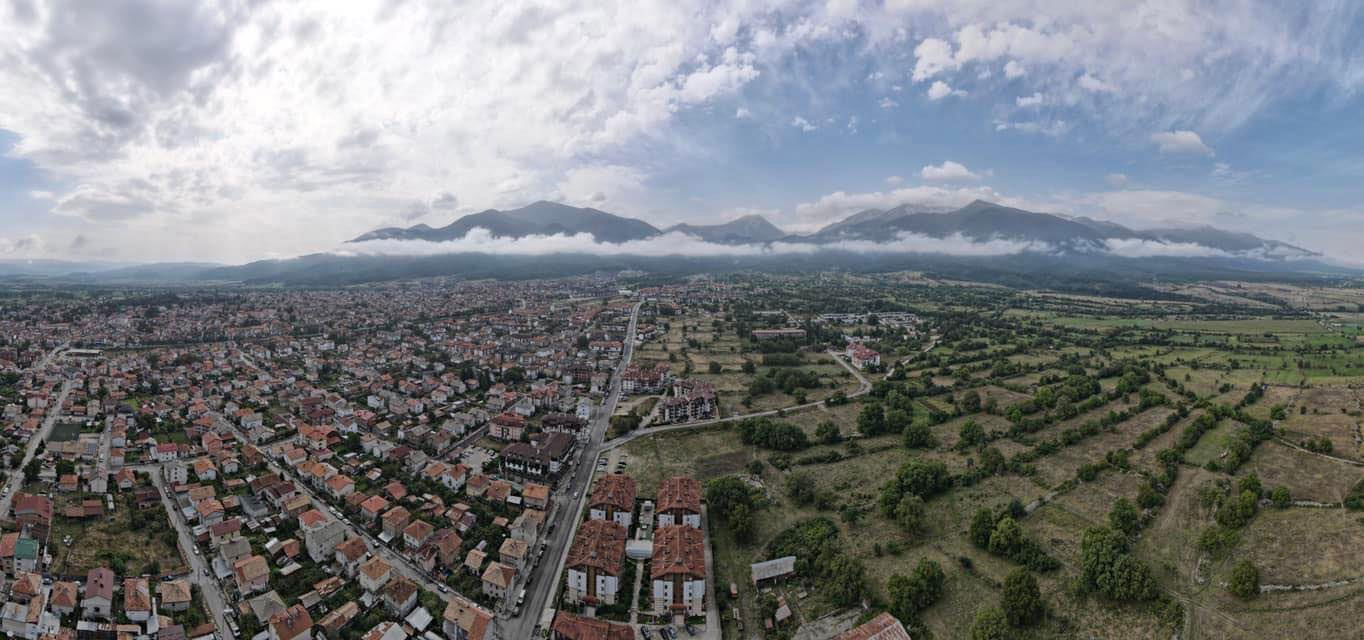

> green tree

[
  {"left": 1080, "top": 527, "right": 1157, "bottom": 602},
  {"left": 970, "top": 607, "right": 1012, "bottom": 640},
  {"left": 816, "top": 421, "right": 841, "bottom": 444},
  {"left": 729, "top": 502, "right": 755, "bottom": 544},
  {"left": 1108, "top": 497, "right": 1140, "bottom": 536},
  {"left": 902, "top": 423, "right": 934, "bottom": 449},
  {"left": 887, "top": 558, "right": 945, "bottom": 621},
  {"left": 893, "top": 494, "right": 926, "bottom": 533},
  {"left": 1001, "top": 569, "right": 1045, "bottom": 627},
  {"left": 961, "top": 390, "right": 982, "bottom": 413},
  {"left": 988, "top": 516, "right": 1023, "bottom": 556},
  {"left": 785, "top": 472, "right": 817, "bottom": 506},
  {"left": 741, "top": 360, "right": 756, "bottom": 374},
  {"left": 959, "top": 419, "right": 984, "bottom": 448},
  {"left": 1270, "top": 486, "right": 1291, "bottom": 508},
  {"left": 969, "top": 508, "right": 996, "bottom": 548},
  {"left": 708, "top": 361, "right": 722, "bottom": 374},
  {"left": 1228, "top": 559, "right": 1260, "bottom": 599},
  {"left": 858, "top": 403, "right": 887, "bottom": 436}
]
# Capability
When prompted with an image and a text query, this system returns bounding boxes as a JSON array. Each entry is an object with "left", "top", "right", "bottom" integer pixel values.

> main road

[
  {"left": 143, "top": 465, "right": 232, "bottom": 636},
  {"left": 504, "top": 301, "right": 643, "bottom": 640},
  {"left": 0, "top": 343, "right": 72, "bottom": 519}
]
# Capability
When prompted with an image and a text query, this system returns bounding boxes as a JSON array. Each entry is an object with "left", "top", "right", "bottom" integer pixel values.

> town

[{"left": 4, "top": 271, "right": 1364, "bottom": 640}]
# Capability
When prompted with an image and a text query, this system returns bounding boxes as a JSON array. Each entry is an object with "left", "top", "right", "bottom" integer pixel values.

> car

[
  {"left": 684, "top": 623, "right": 697, "bottom": 636},
  {"left": 641, "top": 628, "right": 652, "bottom": 640}
]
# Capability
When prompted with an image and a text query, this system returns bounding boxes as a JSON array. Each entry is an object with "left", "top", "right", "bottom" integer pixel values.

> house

[
  {"left": 359, "top": 495, "right": 389, "bottom": 522},
  {"left": 220, "top": 536, "right": 253, "bottom": 567},
  {"left": 12, "top": 494, "right": 52, "bottom": 539},
  {"left": 550, "top": 612, "right": 634, "bottom": 640},
  {"left": 210, "top": 518, "right": 243, "bottom": 547},
  {"left": 362, "top": 621, "right": 406, "bottom": 640},
  {"left": 300, "top": 509, "right": 348, "bottom": 563},
  {"left": 10, "top": 537, "right": 38, "bottom": 574},
  {"left": 588, "top": 474, "right": 636, "bottom": 527},
  {"left": 160, "top": 579, "right": 193, "bottom": 612},
  {"left": 488, "top": 412, "right": 526, "bottom": 442},
  {"left": 234, "top": 555, "right": 271, "bottom": 596},
  {"left": 522, "top": 483, "right": 551, "bottom": 510},
  {"left": 82, "top": 567, "right": 115, "bottom": 619},
  {"left": 752, "top": 328, "right": 806, "bottom": 341},
  {"left": 498, "top": 537, "right": 530, "bottom": 572},
  {"left": 481, "top": 562, "right": 516, "bottom": 603},
  {"left": 500, "top": 432, "right": 575, "bottom": 481},
  {"left": 750, "top": 556, "right": 796, "bottom": 587},
  {"left": 382, "top": 577, "right": 419, "bottom": 616},
  {"left": 381, "top": 506, "right": 411, "bottom": 540},
  {"left": 123, "top": 578, "right": 152, "bottom": 622},
  {"left": 846, "top": 343, "right": 881, "bottom": 370},
  {"left": 57, "top": 474, "right": 78, "bottom": 492},
  {"left": 335, "top": 536, "right": 369, "bottom": 575},
  {"left": 510, "top": 509, "right": 545, "bottom": 543},
  {"left": 564, "top": 519, "right": 627, "bottom": 606},
  {"left": 427, "top": 528, "right": 463, "bottom": 568},
  {"left": 359, "top": 556, "right": 393, "bottom": 593},
  {"left": 9, "top": 572, "right": 41, "bottom": 604},
  {"left": 659, "top": 379, "right": 717, "bottom": 423},
  {"left": 318, "top": 601, "right": 360, "bottom": 637},
  {"left": 441, "top": 464, "right": 470, "bottom": 492},
  {"left": 268, "top": 604, "right": 313, "bottom": 640},
  {"left": 834, "top": 612, "right": 913, "bottom": 640},
  {"left": 442, "top": 596, "right": 493, "bottom": 640},
  {"left": 326, "top": 474, "right": 355, "bottom": 499},
  {"left": 403, "top": 519, "right": 434, "bottom": 549},
  {"left": 49, "top": 581, "right": 78, "bottom": 616},
  {"left": 656, "top": 476, "right": 702, "bottom": 528},
  {"left": 464, "top": 549, "right": 487, "bottom": 576},
  {"left": 651, "top": 525, "right": 706, "bottom": 616}
]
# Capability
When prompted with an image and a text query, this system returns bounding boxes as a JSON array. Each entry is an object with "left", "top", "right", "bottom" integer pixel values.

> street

[
  {"left": 0, "top": 373, "right": 73, "bottom": 519},
  {"left": 146, "top": 466, "right": 232, "bottom": 636},
  {"left": 503, "top": 300, "right": 643, "bottom": 640}
]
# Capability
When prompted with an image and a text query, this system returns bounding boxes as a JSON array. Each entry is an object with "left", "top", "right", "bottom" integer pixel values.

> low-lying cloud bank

[{"left": 338, "top": 227, "right": 1297, "bottom": 261}]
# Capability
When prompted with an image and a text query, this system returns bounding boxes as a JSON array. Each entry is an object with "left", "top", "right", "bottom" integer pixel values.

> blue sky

[{"left": 2, "top": 0, "right": 1363, "bottom": 262}]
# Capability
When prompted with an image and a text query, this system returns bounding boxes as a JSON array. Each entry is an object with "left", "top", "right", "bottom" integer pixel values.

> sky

[{"left": 2, "top": 0, "right": 1364, "bottom": 264}]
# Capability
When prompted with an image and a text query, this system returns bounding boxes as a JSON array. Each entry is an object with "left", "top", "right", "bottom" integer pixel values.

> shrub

[
  {"left": 1228, "top": 560, "right": 1260, "bottom": 599},
  {"left": 970, "top": 607, "right": 1011, "bottom": 640},
  {"left": 1001, "top": 569, "right": 1045, "bottom": 628}
]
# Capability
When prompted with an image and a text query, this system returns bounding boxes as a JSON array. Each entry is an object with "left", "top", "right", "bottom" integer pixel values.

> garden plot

[
  {"left": 1235, "top": 441, "right": 1364, "bottom": 503},
  {"left": 1233, "top": 508, "right": 1364, "bottom": 585}
]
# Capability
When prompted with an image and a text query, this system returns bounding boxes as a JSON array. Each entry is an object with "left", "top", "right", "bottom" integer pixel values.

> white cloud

[
  {"left": 1102, "top": 238, "right": 1228, "bottom": 258},
  {"left": 926, "top": 81, "right": 963, "bottom": 100},
  {"left": 1015, "top": 92, "right": 1044, "bottom": 108},
  {"left": 1003, "top": 60, "right": 1025, "bottom": 78},
  {"left": 1105, "top": 173, "right": 1129, "bottom": 188},
  {"left": 921, "top": 160, "right": 981, "bottom": 182},
  {"left": 345, "top": 227, "right": 1047, "bottom": 258},
  {"left": 1151, "top": 130, "right": 1214, "bottom": 156},
  {"left": 1077, "top": 73, "right": 1117, "bottom": 93},
  {"left": 912, "top": 37, "right": 954, "bottom": 82},
  {"left": 28, "top": 190, "right": 54, "bottom": 200},
  {"left": 0, "top": 234, "right": 44, "bottom": 256},
  {"left": 790, "top": 184, "right": 1024, "bottom": 231},
  {"left": 791, "top": 116, "right": 818, "bottom": 132},
  {"left": 878, "top": 96, "right": 899, "bottom": 109},
  {"left": 884, "top": 175, "right": 904, "bottom": 186},
  {"left": 735, "top": 107, "right": 752, "bottom": 119}
]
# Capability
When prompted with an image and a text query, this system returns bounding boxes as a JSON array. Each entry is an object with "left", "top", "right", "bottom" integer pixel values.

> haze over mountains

[{"left": 349, "top": 199, "right": 1314, "bottom": 259}]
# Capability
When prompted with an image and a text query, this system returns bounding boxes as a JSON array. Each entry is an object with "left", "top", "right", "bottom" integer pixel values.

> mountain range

[{"left": 349, "top": 199, "right": 1315, "bottom": 259}]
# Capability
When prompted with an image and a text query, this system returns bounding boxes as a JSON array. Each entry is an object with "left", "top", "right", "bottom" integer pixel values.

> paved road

[
  {"left": 598, "top": 348, "right": 872, "bottom": 452},
  {"left": 146, "top": 466, "right": 231, "bottom": 635},
  {"left": 506, "top": 301, "right": 643, "bottom": 640},
  {"left": 0, "top": 377, "right": 73, "bottom": 519}
]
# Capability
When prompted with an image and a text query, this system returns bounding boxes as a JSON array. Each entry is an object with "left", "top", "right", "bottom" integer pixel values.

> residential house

[
  {"left": 160, "top": 580, "right": 193, "bottom": 612},
  {"left": 588, "top": 474, "right": 636, "bottom": 527},
  {"left": 656, "top": 476, "right": 702, "bottom": 529},
  {"left": 123, "top": 578, "right": 152, "bottom": 622},
  {"left": 49, "top": 581, "right": 78, "bottom": 616},
  {"left": 480, "top": 562, "right": 516, "bottom": 604},
  {"left": 234, "top": 555, "right": 270, "bottom": 596},
  {"left": 834, "top": 612, "right": 912, "bottom": 640},
  {"left": 498, "top": 538, "right": 530, "bottom": 573},
  {"left": 564, "top": 519, "right": 627, "bottom": 606},
  {"left": 300, "top": 509, "right": 347, "bottom": 563},
  {"left": 82, "top": 567, "right": 115, "bottom": 619},
  {"left": 268, "top": 604, "right": 313, "bottom": 640},
  {"left": 359, "top": 556, "right": 393, "bottom": 593},
  {"left": 382, "top": 577, "right": 419, "bottom": 617},
  {"left": 550, "top": 612, "right": 634, "bottom": 640},
  {"left": 442, "top": 596, "right": 493, "bottom": 640},
  {"left": 651, "top": 525, "right": 706, "bottom": 616}
]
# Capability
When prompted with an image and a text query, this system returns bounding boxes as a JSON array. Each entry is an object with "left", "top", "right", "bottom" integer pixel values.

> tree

[
  {"left": 970, "top": 607, "right": 1012, "bottom": 640},
  {"left": 893, "top": 494, "right": 926, "bottom": 533},
  {"left": 1001, "top": 569, "right": 1044, "bottom": 627},
  {"left": 22, "top": 458, "right": 40, "bottom": 484},
  {"left": 729, "top": 503, "right": 755, "bottom": 544},
  {"left": 858, "top": 403, "right": 887, "bottom": 436},
  {"left": 1080, "top": 527, "right": 1157, "bottom": 602},
  {"left": 821, "top": 554, "right": 867, "bottom": 606},
  {"left": 741, "top": 360, "right": 756, "bottom": 374},
  {"left": 887, "top": 558, "right": 945, "bottom": 621},
  {"left": 970, "top": 508, "right": 996, "bottom": 548},
  {"left": 816, "top": 421, "right": 841, "bottom": 445},
  {"left": 902, "top": 423, "right": 934, "bottom": 449},
  {"left": 979, "top": 447, "right": 1006, "bottom": 475},
  {"left": 1108, "top": 498, "right": 1140, "bottom": 536},
  {"left": 959, "top": 419, "right": 984, "bottom": 448},
  {"left": 961, "top": 390, "right": 982, "bottom": 413},
  {"left": 988, "top": 516, "right": 1023, "bottom": 556},
  {"left": 1228, "top": 559, "right": 1260, "bottom": 599},
  {"left": 786, "top": 472, "right": 817, "bottom": 506},
  {"left": 1270, "top": 486, "right": 1291, "bottom": 508}
]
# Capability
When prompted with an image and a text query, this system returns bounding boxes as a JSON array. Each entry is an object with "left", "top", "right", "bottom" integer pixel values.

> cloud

[
  {"left": 791, "top": 116, "right": 817, "bottom": 132},
  {"left": 921, "top": 161, "right": 981, "bottom": 182},
  {"left": 926, "top": 81, "right": 962, "bottom": 100},
  {"left": 878, "top": 97, "right": 898, "bottom": 109},
  {"left": 789, "top": 184, "right": 1028, "bottom": 231},
  {"left": 1003, "top": 60, "right": 1025, "bottom": 78},
  {"left": 1101, "top": 238, "right": 1229, "bottom": 258},
  {"left": 344, "top": 227, "right": 1049, "bottom": 258},
  {"left": 734, "top": 107, "right": 752, "bottom": 119},
  {"left": 1151, "top": 130, "right": 1214, "bottom": 156},
  {"left": 431, "top": 192, "right": 459, "bottom": 211},
  {"left": 1077, "top": 73, "right": 1117, "bottom": 93},
  {"left": 1015, "top": 92, "right": 1044, "bottom": 108},
  {"left": 884, "top": 175, "right": 904, "bottom": 186},
  {"left": 50, "top": 183, "right": 159, "bottom": 221},
  {"left": 1105, "top": 173, "right": 1129, "bottom": 189},
  {"left": 0, "top": 234, "right": 44, "bottom": 255}
]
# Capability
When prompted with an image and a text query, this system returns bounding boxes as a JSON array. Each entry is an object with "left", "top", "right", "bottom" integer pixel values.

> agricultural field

[{"left": 608, "top": 277, "right": 1364, "bottom": 640}]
